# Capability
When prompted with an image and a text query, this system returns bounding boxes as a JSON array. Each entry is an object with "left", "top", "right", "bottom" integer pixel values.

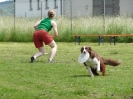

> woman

[{"left": 31, "top": 10, "right": 58, "bottom": 63}]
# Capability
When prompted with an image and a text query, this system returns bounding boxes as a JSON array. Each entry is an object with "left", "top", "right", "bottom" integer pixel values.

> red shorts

[{"left": 33, "top": 30, "right": 53, "bottom": 48}]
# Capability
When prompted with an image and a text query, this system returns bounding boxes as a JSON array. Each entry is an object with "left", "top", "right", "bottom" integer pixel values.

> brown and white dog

[{"left": 80, "top": 46, "right": 120, "bottom": 77}]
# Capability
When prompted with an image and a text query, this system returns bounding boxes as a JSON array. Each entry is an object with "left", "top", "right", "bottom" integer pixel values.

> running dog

[{"left": 80, "top": 46, "right": 121, "bottom": 77}]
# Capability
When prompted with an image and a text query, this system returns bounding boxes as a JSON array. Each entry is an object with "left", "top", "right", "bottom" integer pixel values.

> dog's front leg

[{"left": 87, "top": 66, "right": 94, "bottom": 77}]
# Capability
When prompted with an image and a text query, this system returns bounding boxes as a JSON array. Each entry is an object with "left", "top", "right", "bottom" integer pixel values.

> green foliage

[
  {"left": 0, "top": 16, "right": 133, "bottom": 42},
  {"left": 0, "top": 42, "right": 133, "bottom": 99}
]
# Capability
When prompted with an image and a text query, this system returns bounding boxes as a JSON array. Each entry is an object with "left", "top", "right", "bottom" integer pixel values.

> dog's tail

[{"left": 103, "top": 58, "right": 121, "bottom": 66}]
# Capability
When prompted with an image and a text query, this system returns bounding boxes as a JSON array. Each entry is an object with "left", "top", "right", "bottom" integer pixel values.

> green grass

[{"left": 0, "top": 42, "right": 133, "bottom": 99}]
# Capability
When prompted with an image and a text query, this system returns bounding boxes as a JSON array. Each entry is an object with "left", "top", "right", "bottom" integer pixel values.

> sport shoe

[
  {"left": 48, "top": 59, "right": 54, "bottom": 63},
  {"left": 30, "top": 56, "right": 35, "bottom": 63}
]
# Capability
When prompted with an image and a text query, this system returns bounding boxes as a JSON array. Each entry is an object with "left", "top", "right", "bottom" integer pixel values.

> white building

[
  {"left": 120, "top": 0, "right": 133, "bottom": 16},
  {"left": 15, "top": 0, "right": 62, "bottom": 17},
  {"left": 14, "top": 0, "right": 133, "bottom": 17}
]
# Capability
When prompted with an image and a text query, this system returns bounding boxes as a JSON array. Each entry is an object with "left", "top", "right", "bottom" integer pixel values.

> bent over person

[{"left": 30, "top": 10, "right": 58, "bottom": 63}]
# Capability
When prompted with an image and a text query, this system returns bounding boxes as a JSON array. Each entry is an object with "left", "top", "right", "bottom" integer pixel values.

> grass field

[{"left": 0, "top": 42, "right": 133, "bottom": 99}]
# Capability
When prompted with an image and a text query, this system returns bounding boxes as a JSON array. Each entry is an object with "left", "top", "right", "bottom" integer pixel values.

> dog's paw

[{"left": 90, "top": 74, "right": 94, "bottom": 77}]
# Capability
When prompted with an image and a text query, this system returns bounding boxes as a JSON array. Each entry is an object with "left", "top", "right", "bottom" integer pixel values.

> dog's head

[
  {"left": 81, "top": 46, "right": 92, "bottom": 54},
  {"left": 81, "top": 46, "right": 95, "bottom": 59}
]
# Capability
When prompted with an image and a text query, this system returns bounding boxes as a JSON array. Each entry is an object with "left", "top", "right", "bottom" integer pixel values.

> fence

[{"left": 0, "top": 0, "right": 133, "bottom": 42}]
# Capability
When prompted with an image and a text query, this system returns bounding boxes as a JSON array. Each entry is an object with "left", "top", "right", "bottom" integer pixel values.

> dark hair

[{"left": 48, "top": 10, "right": 56, "bottom": 18}]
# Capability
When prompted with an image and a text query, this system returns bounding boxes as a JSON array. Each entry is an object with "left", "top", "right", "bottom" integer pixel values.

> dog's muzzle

[{"left": 83, "top": 51, "right": 86, "bottom": 54}]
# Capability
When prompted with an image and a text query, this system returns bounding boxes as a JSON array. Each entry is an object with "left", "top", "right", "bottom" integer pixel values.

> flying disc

[{"left": 78, "top": 53, "right": 90, "bottom": 63}]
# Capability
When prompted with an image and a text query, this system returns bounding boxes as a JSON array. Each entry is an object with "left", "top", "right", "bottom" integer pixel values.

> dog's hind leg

[
  {"left": 100, "top": 64, "right": 106, "bottom": 76},
  {"left": 87, "top": 66, "right": 94, "bottom": 77}
]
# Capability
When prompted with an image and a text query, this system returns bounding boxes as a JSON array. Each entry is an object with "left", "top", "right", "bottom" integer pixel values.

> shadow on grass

[
  {"left": 71, "top": 74, "right": 90, "bottom": 78},
  {"left": 71, "top": 74, "right": 111, "bottom": 78}
]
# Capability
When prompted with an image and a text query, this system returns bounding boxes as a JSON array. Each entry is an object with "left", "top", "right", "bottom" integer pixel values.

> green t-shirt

[{"left": 36, "top": 18, "right": 53, "bottom": 32}]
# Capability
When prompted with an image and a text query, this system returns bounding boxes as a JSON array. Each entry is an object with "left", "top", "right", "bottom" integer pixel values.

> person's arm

[
  {"left": 34, "top": 20, "right": 41, "bottom": 30},
  {"left": 51, "top": 20, "right": 58, "bottom": 39}
]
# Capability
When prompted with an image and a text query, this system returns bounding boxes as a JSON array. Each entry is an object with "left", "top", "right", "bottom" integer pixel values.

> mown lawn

[{"left": 0, "top": 42, "right": 133, "bottom": 99}]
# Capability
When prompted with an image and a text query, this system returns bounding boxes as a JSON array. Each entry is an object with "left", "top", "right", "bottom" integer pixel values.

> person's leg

[
  {"left": 31, "top": 46, "right": 44, "bottom": 62},
  {"left": 48, "top": 40, "right": 57, "bottom": 62},
  {"left": 34, "top": 46, "right": 44, "bottom": 58}
]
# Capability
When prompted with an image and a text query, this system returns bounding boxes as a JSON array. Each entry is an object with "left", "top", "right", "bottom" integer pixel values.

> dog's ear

[
  {"left": 88, "top": 46, "right": 92, "bottom": 51},
  {"left": 81, "top": 47, "right": 83, "bottom": 53},
  {"left": 86, "top": 46, "right": 95, "bottom": 59},
  {"left": 86, "top": 46, "right": 92, "bottom": 52},
  {"left": 90, "top": 51, "right": 95, "bottom": 59}
]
